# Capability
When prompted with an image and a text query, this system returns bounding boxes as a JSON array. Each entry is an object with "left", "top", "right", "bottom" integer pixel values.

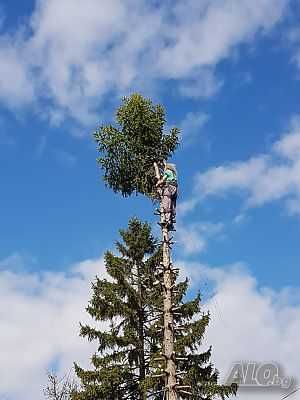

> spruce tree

[
  {"left": 72, "top": 219, "right": 237, "bottom": 399},
  {"left": 85, "top": 93, "right": 237, "bottom": 399},
  {"left": 94, "top": 93, "right": 180, "bottom": 398},
  {"left": 72, "top": 219, "right": 163, "bottom": 399}
]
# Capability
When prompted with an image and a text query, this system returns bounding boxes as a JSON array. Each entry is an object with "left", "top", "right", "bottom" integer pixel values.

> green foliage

[
  {"left": 149, "top": 280, "right": 237, "bottom": 400},
  {"left": 72, "top": 218, "right": 163, "bottom": 400},
  {"left": 94, "top": 93, "right": 179, "bottom": 198},
  {"left": 72, "top": 219, "right": 237, "bottom": 400}
]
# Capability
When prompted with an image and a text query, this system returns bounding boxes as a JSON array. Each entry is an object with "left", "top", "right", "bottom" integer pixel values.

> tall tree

[
  {"left": 94, "top": 93, "right": 180, "bottom": 398},
  {"left": 72, "top": 219, "right": 163, "bottom": 400},
  {"left": 91, "top": 93, "right": 237, "bottom": 399},
  {"left": 72, "top": 219, "right": 237, "bottom": 400}
]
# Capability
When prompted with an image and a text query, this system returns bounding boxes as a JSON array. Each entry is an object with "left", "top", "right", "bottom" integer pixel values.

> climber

[{"left": 154, "top": 161, "right": 178, "bottom": 228}]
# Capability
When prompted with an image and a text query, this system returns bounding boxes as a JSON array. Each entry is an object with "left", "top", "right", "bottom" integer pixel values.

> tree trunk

[
  {"left": 137, "top": 263, "right": 146, "bottom": 400},
  {"left": 161, "top": 215, "right": 177, "bottom": 400},
  {"left": 153, "top": 161, "right": 177, "bottom": 400}
]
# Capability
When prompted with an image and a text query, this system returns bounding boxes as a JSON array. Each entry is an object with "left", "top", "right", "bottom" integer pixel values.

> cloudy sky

[{"left": 1, "top": 0, "right": 300, "bottom": 399}]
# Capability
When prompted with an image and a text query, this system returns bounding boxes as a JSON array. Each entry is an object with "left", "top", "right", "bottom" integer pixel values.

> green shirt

[{"left": 163, "top": 169, "right": 177, "bottom": 183}]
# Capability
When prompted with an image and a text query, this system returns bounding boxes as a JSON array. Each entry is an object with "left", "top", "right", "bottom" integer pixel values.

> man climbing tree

[
  {"left": 93, "top": 93, "right": 180, "bottom": 398},
  {"left": 94, "top": 93, "right": 179, "bottom": 198},
  {"left": 81, "top": 92, "right": 238, "bottom": 399},
  {"left": 154, "top": 162, "right": 178, "bottom": 230}
]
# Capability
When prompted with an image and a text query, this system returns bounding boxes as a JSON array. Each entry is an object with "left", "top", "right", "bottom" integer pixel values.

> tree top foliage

[{"left": 94, "top": 93, "right": 179, "bottom": 198}]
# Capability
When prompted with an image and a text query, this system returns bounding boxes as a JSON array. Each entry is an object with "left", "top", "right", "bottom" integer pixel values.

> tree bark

[
  {"left": 137, "top": 262, "right": 146, "bottom": 400},
  {"left": 154, "top": 161, "right": 177, "bottom": 400},
  {"left": 161, "top": 222, "right": 177, "bottom": 400}
]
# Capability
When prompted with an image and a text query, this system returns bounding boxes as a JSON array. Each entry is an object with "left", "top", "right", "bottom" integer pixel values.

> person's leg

[
  {"left": 162, "top": 186, "right": 172, "bottom": 223},
  {"left": 170, "top": 186, "right": 177, "bottom": 222}
]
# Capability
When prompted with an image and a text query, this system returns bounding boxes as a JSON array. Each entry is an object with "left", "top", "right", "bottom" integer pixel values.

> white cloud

[
  {"left": 233, "top": 213, "right": 248, "bottom": 225},
  {"left": 177, "top": 221, "right": 223, "bottom": 255},
  {"left": 177, "top": 198, "right": 199, "bottom": 217},
  {"left": 2, "top": 252, "right": 300, "bottom": 400},
  {"left": 183, "top": 115, "right": 300, "bottom": 215},
  {"left": 0, "top": 254, "right": 106, "bottom": 400},
  {"left": 0, "top": 0, "right": 289, "bottom": 126},
  {"left": 157, "top": 0, "right": 288, "bottom": 77},
  {"left": 285, "top": 26, "right": 300, "bottom": 71},
  {"left": 273, "top": 117, "right": 300, "bottom": 160},
  {"left": 0, "top": 40, "right": 34, "bottom": 108},
  {"left": 179, "top": 260, "right": 300, "bottom": 400},
  {"left": 179, "top": 111, "right": 210, "bottom": 144},
  {"left": 178, "top": 68, "right": 223, "bottom": 99}
]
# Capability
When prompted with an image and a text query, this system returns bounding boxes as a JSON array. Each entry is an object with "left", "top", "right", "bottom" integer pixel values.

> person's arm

[
  {"left": 154, "top": 162, "right": 166, "bottom": 187},
  {"left": 156, "top": 174, "right": 167, "bottom": 187},
  {"left": 153, "top": 162, "right": 161, "bottom": 180}
]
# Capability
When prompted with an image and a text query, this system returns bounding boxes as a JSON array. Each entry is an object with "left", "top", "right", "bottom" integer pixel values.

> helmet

[{"left": 165, "top": 163, "right": 177, "bottom": 175}]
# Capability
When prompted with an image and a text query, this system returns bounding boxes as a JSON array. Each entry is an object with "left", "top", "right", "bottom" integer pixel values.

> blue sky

[{"left": 1, "top": 1, "right": 300, "bottom": 400}]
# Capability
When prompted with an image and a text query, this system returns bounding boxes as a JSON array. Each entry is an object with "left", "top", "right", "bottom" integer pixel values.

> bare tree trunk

[
  {"left": 137, "top": 262, "right": 146, "bottom": 400},
  {"left": 154, "top": 162, "right": 177, "bottom": 400},
  {"left": 161, "top": 217, "right": 177, "bottom": 400}
]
